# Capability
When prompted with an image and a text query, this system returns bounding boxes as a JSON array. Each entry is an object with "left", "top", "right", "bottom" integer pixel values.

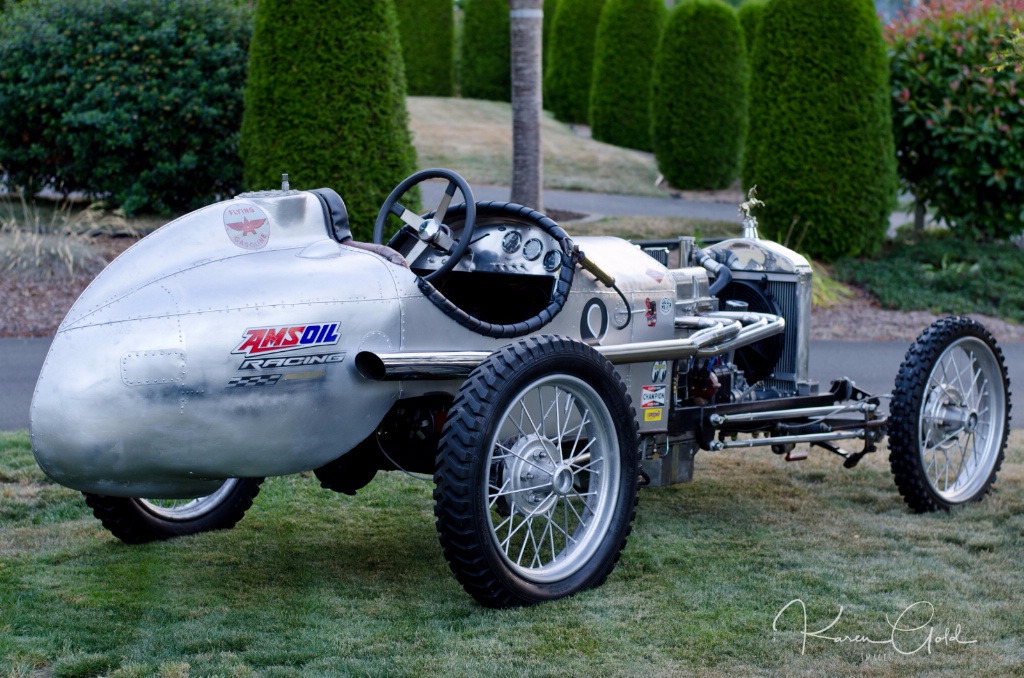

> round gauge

[
  {"left": 522, "top": 238, "right": 543, "bottom": 261},
  {"left": 543, "top": 250, "right": 561, "bottom": 272},
  {"left": 502, "top": 231, "right": 522, "bottom": 254}
]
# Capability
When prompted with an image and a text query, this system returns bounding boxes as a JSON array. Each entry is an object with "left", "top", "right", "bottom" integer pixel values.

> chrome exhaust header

[{"left": 355, "top": 312, "right": 785, "bottom": 381}]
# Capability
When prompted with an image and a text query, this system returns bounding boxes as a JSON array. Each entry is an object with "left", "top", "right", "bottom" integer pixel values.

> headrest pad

[{"left": 309, "top": 188, "right": 351, "bottom": 242}]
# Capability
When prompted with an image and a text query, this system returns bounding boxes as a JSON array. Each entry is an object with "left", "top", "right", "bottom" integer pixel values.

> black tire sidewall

[
  {"left": 890, "top": 317, "right": 1009, "bottom": 511},
  {"left": 85, "top": 477, "right": 263, "bottom": 543},
  {"left": 437, "top": 336, "right": 638, "bottom": 606}
]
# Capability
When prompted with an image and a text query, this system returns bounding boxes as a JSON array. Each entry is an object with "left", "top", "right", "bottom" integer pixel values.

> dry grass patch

[{"left": 409, "top": 97, "right": 667, "bottom": 197}]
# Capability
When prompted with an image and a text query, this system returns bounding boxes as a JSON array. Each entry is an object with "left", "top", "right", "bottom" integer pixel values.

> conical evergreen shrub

[
  {"left": 543, "top": 0, "right": 558, "bottom": 68},
  {"left": 240, "top": 0, "right": 417, "bottom": 241},
  {"left": 545, "top": 0, "right": 605, "bottom": 123},
  {"left": 589, "top": 0, "right": 666, "bottom": 151},
  {"left": 460, "top": 0, "right": 511, "bottom": 101},
  {"left": 737, "top": 0, "right": 768, "bottom": 71},
  {"left": 742, "top": 0, "right": 896, "bottom": 261},
  {"left": 652, "top": 0, "right": 747, "bottom": 189},
  {"left": 395, "top": 0, "right": 454, "bottom": 96}
]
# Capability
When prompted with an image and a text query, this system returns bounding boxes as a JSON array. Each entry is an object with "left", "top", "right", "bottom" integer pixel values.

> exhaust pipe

[
  {"left": 354, "top": 351, "right": 490, "bottom": 381},
  {"left": 356, "top": 312, "right": 784, "bottom": 381}
]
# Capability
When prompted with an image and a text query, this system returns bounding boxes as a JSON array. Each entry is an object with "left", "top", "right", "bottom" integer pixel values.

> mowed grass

[
  {"left": 2, "top": 430, "right": 1022, "bottom": 676},
  {"left": 409, "top": 97, "right": 667, "bottom": 197}
]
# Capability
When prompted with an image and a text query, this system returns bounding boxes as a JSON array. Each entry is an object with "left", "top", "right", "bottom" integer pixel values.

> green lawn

[{"left": 3, "top": 430, "right": 1022, "bottom": 676}]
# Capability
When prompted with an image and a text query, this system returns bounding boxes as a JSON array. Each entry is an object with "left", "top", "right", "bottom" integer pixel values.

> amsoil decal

[
  {"left": 227, "top": 374, "right": 281, "bottom": 388},
  {"left": 233, "top": 322, "right": 341, "bottom": 357},
  {"left": 224, "top": 203, "right": 270, "bottom": 250},
  {"left": 238, "top": 353, "right": 345, "bottom": 371},
  {"left": 641, "top": 384, "right": 667, "bottom": 408}
]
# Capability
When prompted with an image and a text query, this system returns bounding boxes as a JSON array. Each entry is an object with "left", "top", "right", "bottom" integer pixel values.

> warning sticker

[{"left": 641, "top": 384, "right": 667, "bottom": 408}]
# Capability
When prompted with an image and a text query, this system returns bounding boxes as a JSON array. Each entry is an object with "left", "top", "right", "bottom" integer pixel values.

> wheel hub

[
  {"left": 505, "top": 434, "right": 564, "bottom": 515},
  {"left": 925, "top": 384, "right": 969, "bottom": 441}
]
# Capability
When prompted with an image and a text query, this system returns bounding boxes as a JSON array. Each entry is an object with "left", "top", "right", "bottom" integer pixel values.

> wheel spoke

[
  {"left": 519, "top": 396, "right": 543, "bottom": 438},
  {"left": 490, "top": 482, "right": 553, "bottom": 500},
  {"left": 515, "top": 517, "right": 533, "bottom": 565},
  {"left": 571, "top": 489, "right": 597, "bottom": 514},
  {"left": 952, "top": 434, "right": 969, "bottom": 483},
  {"left": 494, "top": 441, "right": 549, "bottom": 473}
]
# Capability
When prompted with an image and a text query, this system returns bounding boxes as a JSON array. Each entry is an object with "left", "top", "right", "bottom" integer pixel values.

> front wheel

[
  {"left": 434, "top": 336, "right": 638, "bottom": 607},
  {"left": 84, "top": 477, "right": 264, "bottom": 544},
  {"left": 889, "top": 317, "right": 1010, "bottom": 512}
]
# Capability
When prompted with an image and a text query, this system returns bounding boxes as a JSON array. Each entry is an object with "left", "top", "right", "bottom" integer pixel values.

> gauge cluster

[{"left": 420, "top": 223, "right": 562, "bottom": 276}]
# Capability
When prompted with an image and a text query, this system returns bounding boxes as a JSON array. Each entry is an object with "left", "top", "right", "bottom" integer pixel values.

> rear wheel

[
  {"left": 434, "top": 336, "right": 638, "bottom": 607},
  {"left": 889, "top": 317, "right": 1009, "bottom": 512},
  {"left": 84, "top": 477, "right": 263, "bottom": 544}
]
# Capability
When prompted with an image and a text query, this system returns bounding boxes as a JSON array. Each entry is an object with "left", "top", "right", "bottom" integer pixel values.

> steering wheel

[{"left": 373, "top": 168, "right": 476, "bottom": 282}]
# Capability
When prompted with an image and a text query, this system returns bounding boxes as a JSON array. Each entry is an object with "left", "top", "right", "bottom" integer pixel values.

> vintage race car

[{"left": 31, "top": 169, "right": 1010, "bottom": 607}]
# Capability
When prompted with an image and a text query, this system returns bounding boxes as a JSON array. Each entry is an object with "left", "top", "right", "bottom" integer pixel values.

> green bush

[
  {"left": 395, "top": 0, "right": 454, "bottom": 96},
  {"left": 837, "top": 233, "right": 1024, "bottom": 323},
  {"left": 460, "top": 0, "right": 510, "bottom": 101},
  {"left": 652, "top": 0, "right": 747, "bottom": 189},
  {"left": 887, "top": 0, "right": 1024, "bottom": 240},
  {"left": 0, "top": 0, "right": 252, "bottom": 215},
  {"left": 543, "top": 0, "right": 558, "bottom": 69},
  {"left": 545, "top": 0, "right": 605, "bottom": 123},
  {"left": 589, "top": 0, "right": 666, "bottom": 151},
  {"left": 240, "top": 0, "right": 417, "bottom": 241},
  {"left": 737, "top": 0, "right": 767, "bottom": 71},
  {"left": 742, "top": 0, "right": 896, "bottom": 262}
]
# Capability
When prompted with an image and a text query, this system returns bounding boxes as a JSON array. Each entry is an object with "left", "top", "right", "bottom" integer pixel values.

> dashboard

[{"left": 410, "top": 222, "right": 562, "bottom": 277}]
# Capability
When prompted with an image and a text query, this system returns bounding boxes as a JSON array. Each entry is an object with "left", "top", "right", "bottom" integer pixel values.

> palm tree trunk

[{"left": 509, "top": 0, "right": 543, "bottom": 211}]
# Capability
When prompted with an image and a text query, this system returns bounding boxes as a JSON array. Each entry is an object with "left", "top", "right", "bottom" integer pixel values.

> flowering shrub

[{"left": 887, "top": 0, "right": 1024, "bottom": 239}]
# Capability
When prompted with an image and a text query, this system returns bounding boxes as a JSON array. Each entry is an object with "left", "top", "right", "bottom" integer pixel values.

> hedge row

[
  {"left": 743, "top": 0, "right": 896, "bottom": 261},
  {"left": 545, "top": 0, "right": 605, "bottom": 123},
  {"left": 653, "top": 0, "right": 747, "bottom": 190},
  {"left": 589, "top": 0, "right": 665, "bottom": 152},
  {"left": 240, "top": 0, "right": 417, "bottom": 241},
  {"left": 460, "top": 0, "right": 510, "bottom": 101},
  {"left": 394, "top": 0, "right": 454, "bottom": 97},
  {"left": 736, "top": 0, "right": 767, "bottom": 72},
  {"left": 0, "top": 0, "right": 252, "bottom": 214}
]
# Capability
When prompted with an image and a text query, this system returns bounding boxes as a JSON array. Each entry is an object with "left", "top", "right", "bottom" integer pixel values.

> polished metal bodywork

[{"left": 31, "top": 189, "right": 807, "bottom": 498}]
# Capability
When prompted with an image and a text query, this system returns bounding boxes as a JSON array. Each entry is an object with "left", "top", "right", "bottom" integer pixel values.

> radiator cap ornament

[{"left": 739, "top": 186, "right": 764, "bottom": 240}]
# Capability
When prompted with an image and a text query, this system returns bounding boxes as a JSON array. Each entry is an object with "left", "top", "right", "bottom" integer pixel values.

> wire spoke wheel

[
  {"left": 487, "top": 375, "right": 620, "bottom": 583},
  {"left": 890, "top": 317, "right": 1009, "bottom": 512},
  {"left": 434, "top": 336, "right": 638, "bottom": 607},
  {"left": 138, "top": 479, "right": 244, "bottom": 521},
  {"left": 84, "top": 477, "right": 263, "bottom": 543}
]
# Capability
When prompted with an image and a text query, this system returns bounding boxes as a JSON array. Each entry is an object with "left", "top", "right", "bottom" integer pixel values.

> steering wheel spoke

[
  {"left": 433, "top": 181, "right": 458, "bottom": 225},
  {"left": 390, "top": 202, "right": 423, "bottom": 229},
  {"left": 398, "top": 238, "right": 430, "bottom": 266}
]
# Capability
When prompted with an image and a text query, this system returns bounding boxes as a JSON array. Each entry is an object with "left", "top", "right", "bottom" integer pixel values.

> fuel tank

[{"left": 31, "top": 191, "right": 402, "bottom": 497}]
